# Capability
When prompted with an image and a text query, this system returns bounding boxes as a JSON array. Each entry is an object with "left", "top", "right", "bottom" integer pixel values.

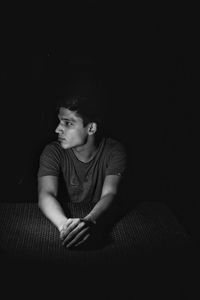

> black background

[{"left": 1, "top": 3, "right": 198, "bottom": 241}]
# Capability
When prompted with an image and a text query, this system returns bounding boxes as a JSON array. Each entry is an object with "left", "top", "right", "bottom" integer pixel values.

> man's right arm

[{"left": 38, "top": 175, "right": 68, "bottom": 231}]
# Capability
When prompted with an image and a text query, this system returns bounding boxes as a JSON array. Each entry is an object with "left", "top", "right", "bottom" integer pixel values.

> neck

[{"left": 72, "top": 136, "right": 100, "bottom": 163}]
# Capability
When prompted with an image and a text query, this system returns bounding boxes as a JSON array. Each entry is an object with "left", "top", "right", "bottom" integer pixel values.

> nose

[{"left": 55, "top": 123, "right": 63, "bottom": 134}]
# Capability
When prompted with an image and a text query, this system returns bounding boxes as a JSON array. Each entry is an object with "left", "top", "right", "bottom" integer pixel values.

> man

[{"left": 38, "top": 95, "right": 127, "bottom": 249}]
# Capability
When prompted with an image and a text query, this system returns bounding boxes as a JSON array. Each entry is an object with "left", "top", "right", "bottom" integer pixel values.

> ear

[{"left": 88, "top": 122, "right": 97, "bottom": 135}]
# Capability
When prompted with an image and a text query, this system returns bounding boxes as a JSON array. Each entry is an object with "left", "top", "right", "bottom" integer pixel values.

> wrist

[
  {"left": 57, "top": 217, "right": 68, "bottom": 232},
  {"left": 83, "top": 214, "right": 97, "bottom": 225}
]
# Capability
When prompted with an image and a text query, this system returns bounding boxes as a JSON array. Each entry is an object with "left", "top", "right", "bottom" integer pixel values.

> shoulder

[
  {"left": 104, "top": 138, "right": 126, "bottom": 154},
  {"left": 40, "top": 141, "right": 64, "bottom": 159},
  {"left": 38, "top": 141, "right": 63, "bottom": 177},
  {"left": 103, "top": 138, "right": 127, "bottom": 176},
  {"left": 43, "top": 140, "right": 62, "bottom": 152},
  {"left": 102, "top": 138, "right": 127, "bottom": 162}
]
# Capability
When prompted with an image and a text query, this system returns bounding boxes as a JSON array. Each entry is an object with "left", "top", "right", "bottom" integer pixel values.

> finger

[
  {"left": 64, "top": 227, "right": 90, "bottom": 248},
  {"left": 62, "top": 225, "right": 89, "bottom": 246},
  {"left": 62, "top": 219, "right": 91, "bottom": 243},
  {"left": 60, "top": 219, "right": 74, "bottom": 239},
  {"left": 75, "top": 234, "right": 90, "bottom": 247},
  {"left": 62, "top": 222, "right": 85, "bottom": 245},
  {"left": 80, "top": 218, "right": 96, "bottom": 226},
  {"left": 66, "top": 229, "right": 89, "bottom": 248},
  {"left": 62, "top": 219, "right": 80, "bottom": 237}
]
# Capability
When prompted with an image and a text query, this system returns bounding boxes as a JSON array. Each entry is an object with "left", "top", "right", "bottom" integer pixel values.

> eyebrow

[{"left": 58, "top": 115, "right": 76, "bottom": 122}]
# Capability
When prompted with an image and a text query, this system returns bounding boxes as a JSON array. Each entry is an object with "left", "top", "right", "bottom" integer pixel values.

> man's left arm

[
  {"left": 84, "top": 174, "right": 122, "bottom": 224},
  {"left": 61, "top": 175, "right": 122, "bottom": 248}
]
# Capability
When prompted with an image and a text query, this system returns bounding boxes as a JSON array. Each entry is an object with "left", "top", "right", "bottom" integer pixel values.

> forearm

[
  {"left": 38, "top": 193, "right": 68, "bottom": 231},
  {"left": 85, "top": 193, "right": 118, "bottom": 223}
]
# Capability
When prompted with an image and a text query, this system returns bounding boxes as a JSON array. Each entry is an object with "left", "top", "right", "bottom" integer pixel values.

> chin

[{"left": 60, "top": 141, "right": 71, "bottom": 149}]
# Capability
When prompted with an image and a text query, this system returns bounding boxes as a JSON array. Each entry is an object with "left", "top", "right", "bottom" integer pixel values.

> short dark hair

[{"left": 57, "top": 95, "right": 103, "bottom": 127}]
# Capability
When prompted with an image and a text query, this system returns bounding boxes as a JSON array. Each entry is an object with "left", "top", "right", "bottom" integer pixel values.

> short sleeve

[
  {"left": 105, "top": 142, "right": 127, "bottom": 177},
  {"left": 37, "top": 142, "right": 61, "bottom": 177}
]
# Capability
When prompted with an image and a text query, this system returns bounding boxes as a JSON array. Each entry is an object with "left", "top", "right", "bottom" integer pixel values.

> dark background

[{"left": 1, "top": 3, "right": 198, "bottom": 242}]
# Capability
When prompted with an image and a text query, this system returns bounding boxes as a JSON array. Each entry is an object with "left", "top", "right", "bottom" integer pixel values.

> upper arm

[
  {"left": 38, "top": 175, "right": 58, "bottom": 198},
  {"left": 105, "top": 142, "right": 127, "bottom": 178},
  {"left": 101, "top": 174, "right": 122, "bottom": 198}
]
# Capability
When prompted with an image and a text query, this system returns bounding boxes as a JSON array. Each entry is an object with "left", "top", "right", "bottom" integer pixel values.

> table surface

[
  {"left": 0, "top": 201, "right": 198, "bottom": 299},
  {"left": 0, "top": 201, "right": 192, "bottom": 266}
]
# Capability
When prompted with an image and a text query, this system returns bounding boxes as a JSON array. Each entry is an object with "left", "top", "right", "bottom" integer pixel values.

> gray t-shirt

[{"left": 38, "top": 138, "right": 126, "bottom": 203}]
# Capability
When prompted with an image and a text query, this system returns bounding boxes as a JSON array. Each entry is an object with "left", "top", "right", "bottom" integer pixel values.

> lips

[{"left": 58, "top": 137, "right": 65, "bottom": 141}]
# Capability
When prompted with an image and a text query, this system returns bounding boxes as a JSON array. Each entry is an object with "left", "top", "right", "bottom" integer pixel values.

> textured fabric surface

[
  {"left": 0, "top": 201, "right": 191, "bottom": 268},
  {"left": 1, "top": 201, "right": 197, "bottom": 300}
]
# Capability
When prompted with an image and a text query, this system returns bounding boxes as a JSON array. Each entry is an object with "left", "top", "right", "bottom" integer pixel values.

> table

[
  {"left": 0, "top": 201, "right": 196, "bottom": 299},
  {"left": 0, "top": 201, "right": 192, "bottom": 263}
]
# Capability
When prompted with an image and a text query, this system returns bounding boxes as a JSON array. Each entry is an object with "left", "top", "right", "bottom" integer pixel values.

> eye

[{"left": 65, "top": 121, "right": 73, "bottom": 127}]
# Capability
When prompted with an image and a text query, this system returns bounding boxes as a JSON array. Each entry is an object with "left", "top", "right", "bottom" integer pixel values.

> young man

[{"left": 38, "top": 95, "right": 127, "bottom": 249}]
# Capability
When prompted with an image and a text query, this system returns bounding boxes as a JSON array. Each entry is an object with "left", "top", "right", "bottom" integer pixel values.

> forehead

[{"left": 58, "top": 107, "right": 82, "bottom": 122}]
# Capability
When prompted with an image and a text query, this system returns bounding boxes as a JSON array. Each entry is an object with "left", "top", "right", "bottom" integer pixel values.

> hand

[{"left": 59, "top": 218, "right": 96, "bottom": 248}]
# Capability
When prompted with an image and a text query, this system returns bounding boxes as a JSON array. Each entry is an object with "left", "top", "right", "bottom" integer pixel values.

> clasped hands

[{"left": 59, "top": 217, "right": 96, "bottom": 248}]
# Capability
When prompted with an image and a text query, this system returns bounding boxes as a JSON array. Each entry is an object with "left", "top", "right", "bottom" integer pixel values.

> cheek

[
  {"left": 76, "top": 132, "right": 86, "bottom": 141},
  {"left": 67, "top": 129, "right": 86, "bottom": 141},
  {"left": 76, "top": 130, "right": 88, "bottom": 143}
]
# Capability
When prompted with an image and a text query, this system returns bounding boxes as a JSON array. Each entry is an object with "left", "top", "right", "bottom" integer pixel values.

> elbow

[
  {"left": 101, "top": 191, "right": 117, "bottom": 200},
  {"left": 38, "top": 193, "right": 43, "bottom": 210},
  {"left": 38, "top": 191, "right": 46, "bottom": 210},
  {"left": 38, "top": 190, "right": 57, "bottom": 209}
]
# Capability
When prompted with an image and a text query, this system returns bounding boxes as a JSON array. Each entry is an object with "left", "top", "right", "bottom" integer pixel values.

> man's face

[{"left": 55, "top": 107, "right": 89, "bottom": 149}]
